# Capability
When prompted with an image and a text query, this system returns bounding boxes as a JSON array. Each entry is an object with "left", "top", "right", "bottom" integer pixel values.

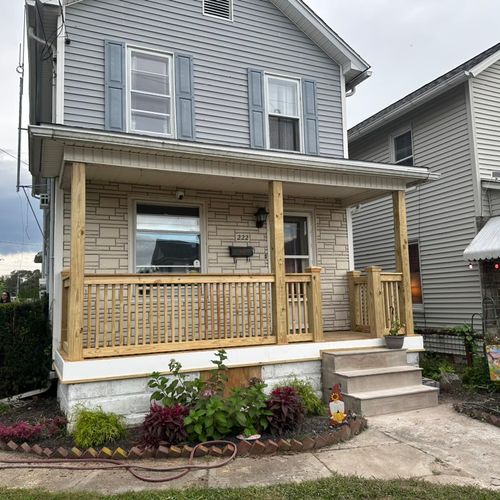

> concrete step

[
  {"left": 324, "top": 365, "right": 423, "bottom": 394},
  {"left": 322, "top": 348, "right": 408, "bottom": 372},
  {"left": 343, "top": 385, "right": 439, "bottom": 417}
]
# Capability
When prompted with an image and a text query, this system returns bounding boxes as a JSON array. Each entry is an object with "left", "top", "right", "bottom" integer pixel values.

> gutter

[
  {"left": 349, "top": 71, "right": 469, "bottom": 142},
  {"left": 30, "top": 124, "right": 437, "bottom": 184}
]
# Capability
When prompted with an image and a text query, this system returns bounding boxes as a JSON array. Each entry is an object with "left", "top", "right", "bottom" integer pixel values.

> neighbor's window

[
  {"left": 409, "top": 241, "right": 423, "bottom": 304},
  {"left": 129, "top": 49, "right": 173, "bottom": 136},
  {"left": 267, "top": 76, "right": 301, "bottom": 152},
  {"left": 393, "top": 130, "right": 413, "bottom": 166},
  {"left": 284, "top": 216, "right": 310, "bottom": 273},
  {"left": 135, "top": 204, "right": 201, "bottom": 273}
]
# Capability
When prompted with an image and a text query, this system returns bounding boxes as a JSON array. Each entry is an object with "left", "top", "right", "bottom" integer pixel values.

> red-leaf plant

[
  {"left": 0, "top": 416, "right": 66, "bottom": 443},
  {"left": 266, "top": 386, "right": 305, "bottom": 436},
  {"left": 140, "top": 403, "right": 190, "bottom": 448}
]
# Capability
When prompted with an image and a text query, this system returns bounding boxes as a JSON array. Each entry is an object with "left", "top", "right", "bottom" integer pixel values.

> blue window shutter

[
  {"left": 104, "top": 41, "right": 125, "bottom": 132},
  {"left": 302, "top": 79, "right": 320, "bottom": 155},
  {"left": 248, "top": 68, "right": 266, "bottom": 149},
  {"left": 175, "top": 54, "right": 196, "bottom": 141}
]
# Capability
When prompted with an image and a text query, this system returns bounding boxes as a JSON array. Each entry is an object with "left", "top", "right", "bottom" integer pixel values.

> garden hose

[{"left": 0, "top": 440, "right": 237, "bottom": 483}]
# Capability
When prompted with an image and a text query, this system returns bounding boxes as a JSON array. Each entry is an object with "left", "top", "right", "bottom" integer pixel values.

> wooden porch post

[
  {"left": 305, "top": 267, "right": 323, "bottom": 342},
  {"left": 269, "top": 180, "right": 288, "bottom": 344},
  {"left": 366, "top": 266, "right": 385, "bottom": 337},
  {"left": 67, "top": 162, "right": 86, "bottom": 360},
  {"left": 392, "top": 190, "right": 414, "bottom": 336}
]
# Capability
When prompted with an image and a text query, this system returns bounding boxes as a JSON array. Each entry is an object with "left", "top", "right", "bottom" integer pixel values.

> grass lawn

[{"left": 0, "top": 475, "right": 498, "bottom": 499}]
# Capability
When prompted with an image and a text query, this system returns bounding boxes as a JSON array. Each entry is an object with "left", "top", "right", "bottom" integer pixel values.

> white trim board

[{"left": 55, "top": 336, "right": 424, "bottom": 384}]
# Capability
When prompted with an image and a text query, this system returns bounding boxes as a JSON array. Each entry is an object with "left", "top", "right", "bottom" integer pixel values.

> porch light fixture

[{"left": 255, "top": 207, "right": 269, "bottom": 228}]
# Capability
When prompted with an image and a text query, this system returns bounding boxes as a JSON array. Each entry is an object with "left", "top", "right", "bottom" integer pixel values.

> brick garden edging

[{"left": 0, "top": 417, "right": 367, "bottom": 460}]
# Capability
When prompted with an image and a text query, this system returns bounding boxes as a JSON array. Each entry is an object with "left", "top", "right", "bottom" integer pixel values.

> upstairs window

[
  {"left": 267, "top": 76, "right": 301, "bottom": 152},
  {"left": 393, "top": 130, "right": 413, "bottom": 166},
  {"left": 203, "top": 0, "right": 233, "bottom": 20},
  {"left": 135, "top": 204, "right": 201, "bottom": 273},
  {"left": 409, "top": 241, "right": 423, "bottom": 304},
  {"left": 128, "top": 49, "right": 173, "bottom": 136}
]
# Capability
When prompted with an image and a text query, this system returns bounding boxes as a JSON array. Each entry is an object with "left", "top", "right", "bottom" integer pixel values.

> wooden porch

[{"left": 60, "top": 163, "right": 414, "bottom": 361}]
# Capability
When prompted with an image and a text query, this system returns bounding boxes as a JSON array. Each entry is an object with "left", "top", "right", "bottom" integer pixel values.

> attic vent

[{"left": 203, "top": 0, "right": 233, "bottom": 20}]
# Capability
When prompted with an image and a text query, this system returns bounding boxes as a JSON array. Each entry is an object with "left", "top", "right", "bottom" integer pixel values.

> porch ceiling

[{"left": 30, "top": 124, "right": 437, "bottom": 206}]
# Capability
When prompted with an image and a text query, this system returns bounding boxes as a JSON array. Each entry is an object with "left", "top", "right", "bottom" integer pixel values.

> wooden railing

[
  {"left": 347, "top": 266, "right": 404, "bottom": 337},
  {"left": 61, "top": 269, "right": 323, "bottom": 359}
]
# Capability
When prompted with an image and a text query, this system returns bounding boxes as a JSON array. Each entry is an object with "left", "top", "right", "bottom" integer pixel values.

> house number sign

[{"left": 235, "top": 233, "right": 250, "bottom": 242}]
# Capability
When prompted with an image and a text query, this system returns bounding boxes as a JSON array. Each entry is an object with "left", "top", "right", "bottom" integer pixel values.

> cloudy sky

[{"left": 0, "top": 0, "right": 500, "bottom": 274}]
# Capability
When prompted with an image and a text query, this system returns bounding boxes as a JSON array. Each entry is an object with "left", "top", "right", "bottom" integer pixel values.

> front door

[{"left": 284, "top": 215, "right": 310, "bottom": 273}]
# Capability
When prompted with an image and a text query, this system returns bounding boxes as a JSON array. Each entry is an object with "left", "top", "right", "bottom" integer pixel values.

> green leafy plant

[
  {"left": 148, "top": 359, "right": 204, "bottom": 407},
  {"left": 388, "top": 319, "right": 406, "bottom": 336},
  {"left": 184, "top": 394, "right": 232, "bottom": 441},
  {"left": 140, "top": 403, "right": 189, "bottom": 447},
  {"left": 450, "top": 324, "right": 476, "bottom": 354},
  {"left": 462, "top": 356, "right": 500, "bottom": 392},
  {"left": 72, "top": 407, "right": 127, "bottom": 448},
  {"left": 420, "top": 353, "right": 455, "bottom": 382},
  {"left": 204, "top": 349, "right": 229, "bottom": 395},
  {"left": 0, "top": 402, "right": 9, "bottom": 416},
  {"left": 276, "top": 377, "right": 326, "bottom": 416},
  {"left": 267, "top": 386, "right": 305, "bottom": 436}
]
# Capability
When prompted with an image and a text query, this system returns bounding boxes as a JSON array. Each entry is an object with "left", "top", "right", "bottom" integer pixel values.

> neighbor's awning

[{"left": 463, "top": 217, "right": 500, "bottom": 261}]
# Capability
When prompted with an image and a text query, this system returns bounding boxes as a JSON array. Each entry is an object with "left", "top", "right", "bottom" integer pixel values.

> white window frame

[
  {"left": 126, "top": 46, "right": 175, "bottom": 138},
  {"left": 283, "top": 212, "right": 315, "bottom": 273},
  {"left": 391, "top": 128, "right": 414, "bottom": 166},
  {"left": 130, "top": 198, "right": 207, "bottom": 274},
  {"left": 202, "top": 0, "right": 234, "bottom": 22},
  {"left": 264, "top": 74, "right": 303, "bottom": 153}
]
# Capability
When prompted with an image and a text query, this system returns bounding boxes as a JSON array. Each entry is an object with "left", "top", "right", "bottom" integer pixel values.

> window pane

[
  {"left": 269, "top": 116, "right": 299, "bottom": 151},
  {"left": 131, "top": 71, "right": 168, "bottom": 95},
  {"left": 284, "top": 217, "right": 308, "bottom": 256},
  {"left": 131, "top": 111, "right": 170, "bottom": 134},
  {"left": 285, "top": 258, "right": 308, "bottom": 273},
  {"left": 409, "top": 242, "right": 423, "bottom": 303},
  {"left": 131, "top": 52, "right": 168, "bottom": 75},
  {"left": 131, "top": 93, "right": 170, "bottom": 114},
  {"left": 394, "top": 131, "right": 413, "bottom": 164},
  {"left": 136, "top": 205, "right": 201, "bottom": 273},
  {"left": 268, "top": 78, "right": 298, "bottom": 117}
]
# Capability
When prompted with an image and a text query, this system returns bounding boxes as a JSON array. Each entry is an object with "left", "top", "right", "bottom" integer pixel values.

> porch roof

[
  {"left": 463, "top": 217, "right": 500, "bottom": 261},
  {"left": 30, "top": 124, "right": 438, "bottom": 205}
]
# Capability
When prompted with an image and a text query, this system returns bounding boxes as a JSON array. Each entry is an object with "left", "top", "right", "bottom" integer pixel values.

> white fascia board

[
  {"left": 349, "top": 72, "right": 468, "bottom": 143},
  {"left": 55, "top": 336, "right": 424, "bottom": 383},
  {"left": 466, "top": 49, "right": 500, "bottom": 77},
  {"left": 30, "top": 124, "right": 436, "bottom": 185}
]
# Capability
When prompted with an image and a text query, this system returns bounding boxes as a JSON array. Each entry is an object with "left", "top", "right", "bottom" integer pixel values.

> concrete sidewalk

[{"left": 0, "top": 402, "right": 498, "bottom": 494}]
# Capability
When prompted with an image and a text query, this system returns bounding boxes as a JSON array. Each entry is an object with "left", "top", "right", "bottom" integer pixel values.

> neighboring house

[
  {"left": 349, "top": 42, "right": 500, "bottom": 334},
  {"left": 26, "top": 0, "right": 436, "bottom": 422}
]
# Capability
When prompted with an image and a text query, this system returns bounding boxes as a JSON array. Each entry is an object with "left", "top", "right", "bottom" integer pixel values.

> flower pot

[{"left": 384, "top": 335, "right": 405, "bottom": 349}]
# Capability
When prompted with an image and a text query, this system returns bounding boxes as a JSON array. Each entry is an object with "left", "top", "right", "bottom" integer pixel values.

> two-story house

[
  {"left": 350, "top": 42, "right": 500, "bottom": 335},
  {"left": 27, "top": 0, "right": 437, "bottom": 422}
]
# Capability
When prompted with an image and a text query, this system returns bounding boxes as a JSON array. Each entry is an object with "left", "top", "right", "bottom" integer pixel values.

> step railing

[{"left": 347, "top": 266, "right": 404, "bottom": 337}]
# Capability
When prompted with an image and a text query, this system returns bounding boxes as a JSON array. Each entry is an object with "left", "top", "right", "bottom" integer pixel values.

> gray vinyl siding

[
  {"left": 63, "top": 0, "right": 344, "bottom": 156},
  {"left": 482, "top": 188, "right": 500, "bottom": 217},
  {"left": 350, "top": 85, "right": 483, "bottom": 329},
  {"left": 471, "top": 59, "right": 500, "bottom": 179}
]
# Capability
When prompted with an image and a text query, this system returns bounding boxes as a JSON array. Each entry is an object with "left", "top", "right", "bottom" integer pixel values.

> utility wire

[{"left": 0, "top": 147, "right": 29, "bottom": 167}]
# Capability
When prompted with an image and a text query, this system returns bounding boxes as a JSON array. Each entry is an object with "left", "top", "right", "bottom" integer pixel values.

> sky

[{"left": 0, "top": 0, "right": 500, "bottom": 274}]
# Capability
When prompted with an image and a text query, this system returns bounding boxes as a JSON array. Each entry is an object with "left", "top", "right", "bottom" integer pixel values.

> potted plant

[{"left": 385, "top": 320, "right": 406, "bottom": 349}]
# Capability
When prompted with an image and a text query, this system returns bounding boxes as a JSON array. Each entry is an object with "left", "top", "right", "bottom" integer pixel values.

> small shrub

[
  {"left": 277, "top": 377, "right": 326, "bottom": 416},
  {"left": 267, "top": 386, "right": 305, "bottom": 436},
  {"left": 462, "top": 356, "right": 500, "bottom": 392},
  {"left": 0, "top": 402, "right": 9, "bottom": 415},
  {"left": 140, "top": 403, "right": 189, "bottom": 447},
  {"left": 420, "top": 353, "right": 455, "bottom": 382},
  {"left": 0, "top": 417, "right": 66, "bottom": 443},
  {"left": 72, "top": 407, "right": 126, "bottom": 448}
]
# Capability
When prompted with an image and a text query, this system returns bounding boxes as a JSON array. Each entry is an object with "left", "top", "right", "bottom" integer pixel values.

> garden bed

[
  {"left": 0, "top": 394, "right": 367, "bottom": 459},
  {"left": 454, "top": 394, "right": 500, "bottom": 428}
]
